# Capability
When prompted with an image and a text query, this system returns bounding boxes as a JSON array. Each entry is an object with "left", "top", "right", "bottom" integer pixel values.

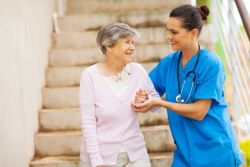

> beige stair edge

[
  {"left": 34, "top": 125, "right": 175, "bottom": 157},
  {"left": 58, "top": 9, "right": 170, "bottom": 31},
  {"left": 30, "top": 152, "right": 174, "bottom": 165},
  {"left": 39, "top": 107, "right": 168, "bottom": 131},
  {"left": 30, "top": 150, "right": 247, "bottom": 167},
  {"left": 67, "top": 0, "right": 191, "bottom": 14},
  {"left": 51, "top": 25, "right": 213, "bottom": 49},
  {"left": 45, "top": 62, "right": 159, "bottom": 87}
]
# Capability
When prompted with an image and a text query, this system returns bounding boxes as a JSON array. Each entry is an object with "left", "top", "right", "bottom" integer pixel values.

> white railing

[
  {"left": 52, "top": 0, "right": 68, "bottom": 34},
  {"left": 211, "top": 0, "right": 250, "bottom": 135}
]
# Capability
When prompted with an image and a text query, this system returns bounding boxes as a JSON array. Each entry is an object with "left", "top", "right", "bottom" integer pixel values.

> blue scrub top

[{"left": 149, "top": 48, "right": 242, "bottom": 167}]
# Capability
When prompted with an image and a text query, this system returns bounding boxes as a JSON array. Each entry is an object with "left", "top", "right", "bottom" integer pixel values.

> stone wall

[{"left": 0, "top": 0, "right": 54, "bottom": 166}]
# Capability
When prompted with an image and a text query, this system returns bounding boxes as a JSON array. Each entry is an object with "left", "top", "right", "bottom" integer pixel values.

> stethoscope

[{"left": 176, "top": 44, "right": 200, "bottom": 103}]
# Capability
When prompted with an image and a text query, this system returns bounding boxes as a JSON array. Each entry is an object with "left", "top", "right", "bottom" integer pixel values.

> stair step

[
  {"left": 39, "top": 108, "right": 80, "bottom": 131},
  {"left": 58, "top": 9, "right": 170, "bottom": 31},
  {"left": 35, "top": 131, "right": 82, "bottom": 157},
  {"left": 30, "top": 152, "right": 174, "bottom": 167},
  {"left": 52, "top": 27, "right": 169, "bottom": 49},
  {"left": 43, "top": 65, "right": 166, "bottom": 106},
  {"left": 49, "top": 44, "right": 169, "bottom": 67},
  {"left": 28, "top": 151, "right": 249, "bottom": 167},
  {"left": 43, "top": 87, "right": 79, "bottom": 108},
  {"left": 35, "top": 125, "right": 175, "bottom": 156},
  {"left": 43, "top": 69, "right": 165, "bottom": 108},
  {"left": 46, "top": 62, "right": 158, "bottom": 87},
  {"left": 150, "top": 152, "right": 174, "bottom": 167},
  {"left": 68, "top": 0, "right": 191, "bottom": 14},
  {"left": 39, "top": 107, "right": 168, "bottom": 131},
  {"left": 52, "top": 25, "right": 212, "bottom": 49},
  {"left": 49, "top": 47, "right": 104, "bottom": 67},
  {"left": 30, "top": 156, "right": 80, "bottom": 167},
  {"left": 141, "top": 125, "right": 175, "bottom": 152},
  {"left": 139, "top": 107, "right": 168, "bottom": 126},
  {"left": 43, "top": 61, "right": 160, "bottom": 107},
  {"left": 49, "top": 24, "right": 213, "bottom": 67},
  {"left": 46, "top": 66, "right": 86, "bottom": 87}
]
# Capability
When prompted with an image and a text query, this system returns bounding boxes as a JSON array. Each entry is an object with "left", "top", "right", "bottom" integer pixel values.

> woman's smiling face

[
  {"left": 167, "top": 17, "right": 194, "bottom": 51},
  {"left": 108, "top": 36, "right": 135, "bottom": 64}
]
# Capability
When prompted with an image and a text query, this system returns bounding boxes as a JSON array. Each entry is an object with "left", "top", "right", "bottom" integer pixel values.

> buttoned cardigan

[{"left": 79, "top": 62, "right": 160, "bottom": 167}]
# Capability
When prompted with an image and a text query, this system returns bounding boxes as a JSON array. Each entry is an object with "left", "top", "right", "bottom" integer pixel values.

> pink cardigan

[{"left": 79, "top": 63, "right": 160, "bottom": 167}]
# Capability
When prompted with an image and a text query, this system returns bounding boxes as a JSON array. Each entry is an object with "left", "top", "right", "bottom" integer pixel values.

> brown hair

[{"left": 169, "top": 4, "right": 210, "bottom": 35}]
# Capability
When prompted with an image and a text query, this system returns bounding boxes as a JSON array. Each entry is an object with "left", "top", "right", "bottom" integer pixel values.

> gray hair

[{"left": 96, "top": 22, "right": 140, "bottom": 54}]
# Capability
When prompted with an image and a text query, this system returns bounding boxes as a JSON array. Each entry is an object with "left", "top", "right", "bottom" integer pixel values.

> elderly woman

[{"left": 79, "top": 22, "right": 160, "bottom": 167}]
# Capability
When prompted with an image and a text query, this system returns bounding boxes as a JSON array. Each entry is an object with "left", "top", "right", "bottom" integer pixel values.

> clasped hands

[{"left": 131, "top": 88, "right": 156, "bottom": 113}]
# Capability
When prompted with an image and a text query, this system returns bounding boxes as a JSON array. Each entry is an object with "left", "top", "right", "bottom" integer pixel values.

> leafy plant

[{"left": 240, "top": 140, "right": 250, "bottom": 166}]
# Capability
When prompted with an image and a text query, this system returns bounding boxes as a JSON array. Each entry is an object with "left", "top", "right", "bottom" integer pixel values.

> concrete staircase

[{"left": 30, "top": 0, "right": 215, "bottom": 166}]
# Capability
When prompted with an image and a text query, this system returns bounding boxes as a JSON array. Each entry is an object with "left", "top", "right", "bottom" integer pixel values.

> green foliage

[
  {"left": 239, "top": 24, "right": 247, "bottom": 36},
  {"left": 215, "top": 40, "right": 228, "bottom": 91},
  {"left": 196, "top": 0, "right": 211, "bottom": 23},
  {"left": 239, "top": 24, "right": 245, "bottom": 31},
  {"left": 196, "top": 0, "right": 208, "bottom": 6},
  {"left": 240, "top": 140, "right": 250, "bottom": 166},
  {"left": 215, "top": 40, "right": 226, "bottom": 65}
]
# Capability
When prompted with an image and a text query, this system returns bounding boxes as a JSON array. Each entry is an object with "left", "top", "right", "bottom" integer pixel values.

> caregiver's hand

[{"left": 131, "top": 98, "right": 157, "bottom": 113}]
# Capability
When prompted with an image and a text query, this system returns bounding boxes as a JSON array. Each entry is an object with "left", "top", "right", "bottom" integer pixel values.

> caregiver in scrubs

[{"left": 132, "top": 4, "right": 243, "bottom": 167}]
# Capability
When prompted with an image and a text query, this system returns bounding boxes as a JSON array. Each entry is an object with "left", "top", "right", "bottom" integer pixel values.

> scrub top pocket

[{"left": 190, "top": 137, "right": 234, "bottom": 167}]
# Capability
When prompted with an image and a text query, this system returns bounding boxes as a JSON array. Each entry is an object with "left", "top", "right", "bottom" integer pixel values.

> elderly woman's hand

[
  {"left": 134, "top": 88, "right": 149, "bottom": 103},
  {"left": 131, "top": 88, "right": 150, "bottom": 113}
]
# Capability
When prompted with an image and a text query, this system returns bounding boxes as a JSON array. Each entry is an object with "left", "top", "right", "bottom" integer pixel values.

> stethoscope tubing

[{"left": 176, "top": 44, "right": 201, "bottom": 103}]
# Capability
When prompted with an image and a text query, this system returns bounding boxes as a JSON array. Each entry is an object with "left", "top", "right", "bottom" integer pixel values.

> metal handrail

[
  {"left": 217, "top": 1, "right": 250, "bottom": 82},
  {"left": 235, "top": 0, "right": 250, "bottom": 41},
  {"left": 211, "top": 0, "right": 250, "bottom": 135},
  {"left": 214, "top": 0, "right": 250, "bottom": 104}
]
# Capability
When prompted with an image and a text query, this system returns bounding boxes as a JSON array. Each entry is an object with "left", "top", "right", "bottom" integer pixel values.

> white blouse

[{"left": 101, "top": 64, "right": 130, "bottom": 99}]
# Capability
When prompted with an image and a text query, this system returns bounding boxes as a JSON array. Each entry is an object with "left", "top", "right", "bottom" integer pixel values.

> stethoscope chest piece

[
  {"left": 176, "top": 94, "right": 180, "bottom": 103},
  {"left": 176, "top": 94, "right": 184, "bottom": 103}
]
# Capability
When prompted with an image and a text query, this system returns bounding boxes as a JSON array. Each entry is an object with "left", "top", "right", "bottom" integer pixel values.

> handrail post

[
  {"left": 53, "top": 0, "right": 68, "bottom": 34},
  {"left": 229, "top": 0, "right": 240, "bottom": 121},
  {"left": 57, "top": 0, "right": 68, "bottom": 17},
  {"left": 235, "top": 0, "right": 250, "bottom": 41}
]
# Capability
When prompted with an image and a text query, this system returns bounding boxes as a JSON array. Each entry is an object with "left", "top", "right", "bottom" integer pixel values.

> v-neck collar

[
  {"left": 94, "top": 63, "right": 132, "bottom": 102},
  {"left": 178, "top": 51, "right": 199, "bottom": 74}
]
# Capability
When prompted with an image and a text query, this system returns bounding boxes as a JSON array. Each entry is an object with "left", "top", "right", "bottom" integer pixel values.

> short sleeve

[
  {"left": 138, "top": 64, "right": 161, "bottom": 112},
  {"left": 194, "top": 58, "right": 225, "bottom": 104},
  {"left": 149, "top": 59, "right": 167, "bottom": 97},
  {"left": 79, "top": 70, "right": 104, "bottom": 166}
]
